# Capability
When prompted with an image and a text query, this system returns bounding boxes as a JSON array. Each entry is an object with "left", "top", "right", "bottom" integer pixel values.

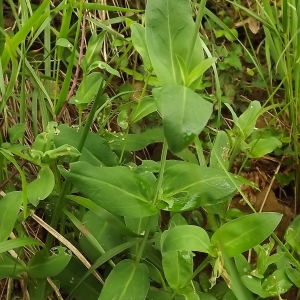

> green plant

[{"left": 1, "top": 0, "right": 299, "bottom": 299}]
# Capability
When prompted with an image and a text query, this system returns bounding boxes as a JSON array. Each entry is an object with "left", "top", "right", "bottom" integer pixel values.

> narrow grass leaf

[
  {"left": 0, "top": 253, "right": 27, "bottom": 280},
  {"left": 0, "top": 238, "right": 42, "bottom": 254}
]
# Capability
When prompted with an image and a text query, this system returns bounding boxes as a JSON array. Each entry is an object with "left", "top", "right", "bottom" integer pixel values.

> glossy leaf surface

[{"left": 160, "top": 163, "right": 240, "bottom": 211}]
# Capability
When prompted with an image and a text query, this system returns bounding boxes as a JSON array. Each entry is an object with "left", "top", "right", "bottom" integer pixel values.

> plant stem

[
  {"left": 186, "top": 0, "right": 207, "bottom": 68},
  {"left": 194, "top": 136, "right": 206, "bottom": 166},
  {"left": 228, "top": 137, "right": 242, "bottom": 170},
  {"left": 135, "top": 140, "right": 168, "bottom": 264},
  {"left": 153, "top": 140, "right": 168, "bottom": 205}
]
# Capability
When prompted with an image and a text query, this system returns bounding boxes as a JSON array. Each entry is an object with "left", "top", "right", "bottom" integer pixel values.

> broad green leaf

[
  {"left": 237, "top": 100, "right": 261, "bottom": 138},
  {"left": 0, "top": 238, "right": 42, "bottom": 254},
  {"left": 0, "top": 191, "right": 22, "bottom": 242},
  {"left": 234, "top": 254, "right": 251, "bottom": 276},
  {"left": 54, "top": 124, "right": 118, "bottom": 167},
  {"left": 33, "top": 121, "right": 58, "bottom": 153},
  {"left": 211, "top": 213, "right": 282, "bottom": 257},
  {"left": 154, "top": 86, "right": 212, "bottom": 153},
  {"left": 241, "top": 276, "right": 265, "bottom": 298},
  {"left": 98, "top": 259, "right": 149, "bottom": 300},
  {"left": 248, "top": 137, "right": 282, "bottom": 158},
  {"left": 0, "top": 253, "right": 26, "bottom": 280},
  {"left": 286, "top": 267, "right": 300, "bottom": 287},
  {"left": 131, "top": 23, "right": 152, "bottom": 71},
  {"left": 160, "top": 163, "right": 241, "bottom": 211},
  {"left": 104, "top": 127, "right": 164, "bottom": 152},
  {"left": 198, "top": 293, "right": 217, "bottom": 300},
  {"left": 284, "top": 215, "right": 300, "bottom": 252},
  {"left": 79, "top": 211, "right": 124, "bottom": 263},
  {"left": 261, "top": 269, "right": 293, "bottom": 296},
  {"left": 53, "top": 256, "right": 102, "bottom": 300},
  {"left": 147, "top": 288, "right": 184, "bottom": 300},
  {"left": 161, "top": 225, "right": 211, "bottom": 254},
  {"left": 169, "top": 213, "right": 188, "bottom": 227},
  {"left": 162, "top": 251, "right": 193, "bottom": 291},
  {"left": 88, "top": 61, "right": 120, "bottom": 77},
  {"left": 210, "top": 131, "right": 230, "bottom": 170},
  {"left": 8, "top": 123, "right": 25, "bottom": 142},
  {"left": 42, "top": 144, "right": 80, "bottom": 163},
  {"left": 117, "top": 109, "right": 129, "bottom": 129},
  {"left": 129, "top": 96, "right": 157, "bottom": 123},
  {"left": 83, "top": 31, "right": 106, "bottom": 70},
  {"left": 27, "top": 246, "right": 71, "bottom": 278},
  {"left": 180, "top": 283, "right": 200, "bottom": 300},
  {"left": 59, "top": 161, "right": 157, "bottom": 218},
  {"left": 66, "top": 195, "right": 139, "bottom": 237},
  {"left": 69, "top": 240, "right": 144, "bottom": 299},
  {"left": 187, "top": 58, "right": 218, "bottom": 87},
  {"left": 27, "top": 166, "right": 55, "bottom": 206},
  {"left": 145, "top": 0, "right": 203, "bottom": 85},
  {"left": 125, "top": 214, "right": 158, "bottom": 258},
  {"left": 70, "top": 72, "right": 104, "bottom": 106},
  {"left": 176, "top": 147, "right": 199, "bottom": 164},
  {"left": 125, "top": 215, "right": 158, "bottom": 235},
  {"left": 56, "top": 38, "right": 73, "bottom": 49}
]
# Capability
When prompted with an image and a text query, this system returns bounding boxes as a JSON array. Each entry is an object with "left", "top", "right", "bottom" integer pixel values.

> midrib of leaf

[
  {"left": 118, "top": 263, "right": 139, "bottom": 299},
  {"left": 166, "top": 0, "right": 176, "bottom": 83},
  {"left": 220, "top": 221, "right": 265, "bottom": 251},
  {"left": 163, "top": 171, "right": 236, "bottom": 196}
]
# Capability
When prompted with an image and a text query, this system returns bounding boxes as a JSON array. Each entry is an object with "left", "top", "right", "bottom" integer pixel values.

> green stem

[
  {"left": 194, "top": 136, "right": 206, "bottom": 166},
  {"left": 135, "top": 140, "right": 168, "bottom": 264},
  {"left": 153, "top": 140, "right": 168, "bottom": 205},
  {"left": 186, "top": 0, "right": 207, "bottom": 68},
  {"left": 271, "top": 233, "right": 300, "bottom": 270},
  {"left": 118, "top": 126, "right": 129, "bottom": 164},
  {"left": 189, "top": 255, "right": 210, "bottom": 282},
  {"left": 119, "top": 73, "right": 151, "bottom": 164},
  {"left": 228, "top": 137, "right": 242, "bottom": 170},
  {"left": 134, "top": 220, "right": 152, "bottom": 265}
]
